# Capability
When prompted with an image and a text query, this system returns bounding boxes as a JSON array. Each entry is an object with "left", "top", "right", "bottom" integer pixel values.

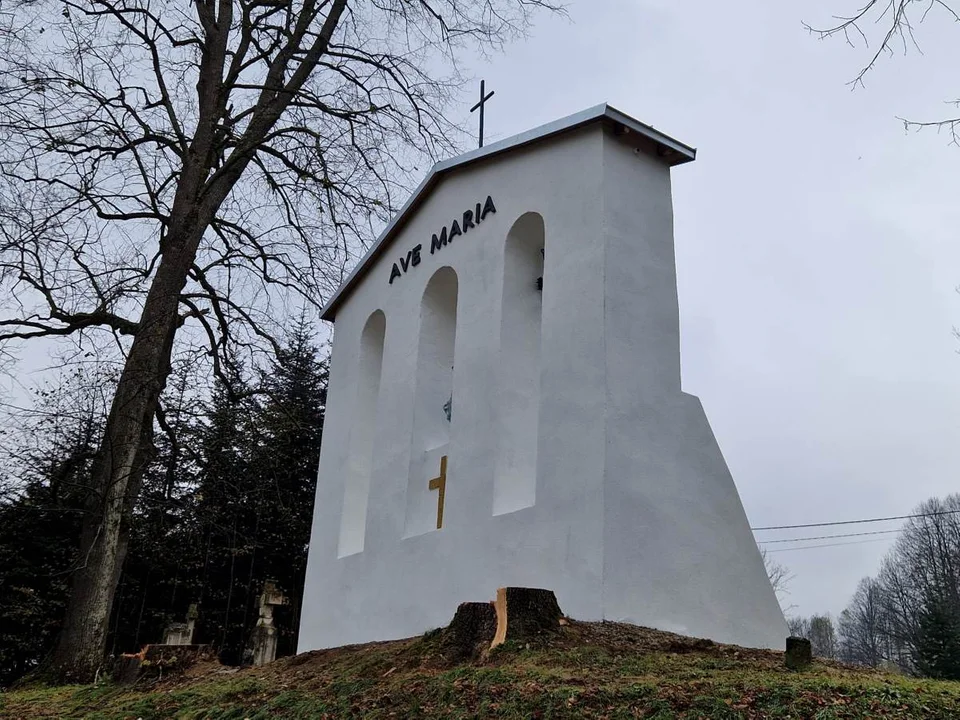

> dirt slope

[{"left": 3, "top": 621, "right": 959, "bottom": 719}]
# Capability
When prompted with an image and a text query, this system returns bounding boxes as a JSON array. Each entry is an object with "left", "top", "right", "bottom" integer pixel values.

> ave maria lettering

[{"left": 388, "top": 195, "right": 497, "bottom": 285}]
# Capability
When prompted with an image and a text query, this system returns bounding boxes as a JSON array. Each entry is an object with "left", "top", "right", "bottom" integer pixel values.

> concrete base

[{"left": 299, "top": 389, "right": 786, "bottom": 652}]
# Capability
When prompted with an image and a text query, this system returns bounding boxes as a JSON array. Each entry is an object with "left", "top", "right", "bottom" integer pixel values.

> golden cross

[{"left": 428, "top": 455, "right": 448, "bottom": 530}]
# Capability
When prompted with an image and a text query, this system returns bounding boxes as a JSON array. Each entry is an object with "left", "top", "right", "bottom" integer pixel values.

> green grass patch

[{"left": 5, "top": 623, "right": 960, "bottom": 719}]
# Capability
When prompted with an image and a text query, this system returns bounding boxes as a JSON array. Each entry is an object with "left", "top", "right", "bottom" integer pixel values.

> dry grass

[{"left": 3, "top": 621, "right": 959, "bottom": 719}]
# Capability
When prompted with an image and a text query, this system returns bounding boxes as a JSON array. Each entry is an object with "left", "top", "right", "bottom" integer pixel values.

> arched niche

[
  {"left": 338, "top": 309, "right": 386, "bottom": 557},
  {"left": 493, "top": 212, "right": 545, "bottom": 516},
  {"left": 404, "top": 267, "right": 459, "bottom": 537}
]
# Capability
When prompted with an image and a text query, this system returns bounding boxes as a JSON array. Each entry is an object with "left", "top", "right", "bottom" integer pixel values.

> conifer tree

[
  {"left": 0, "top": 332, "right": 326, "bottom": 680},
  {"left": 110, "top": 359, "right": 205, "bottom": 654},
  {"left": 189, "top": 376, "right": 259, "bottom": 664},
  {"left": 187, "top": 324, "right": 326, "bottom": 663},
  {"left": 249, "top": 321, "right": 327, "bottom": 657},
  {"left": 915, "top": 596, "right": 960, "bottom": 680},
  {"left": 0, "top": 371, "right": 106, "bottom": 684}
]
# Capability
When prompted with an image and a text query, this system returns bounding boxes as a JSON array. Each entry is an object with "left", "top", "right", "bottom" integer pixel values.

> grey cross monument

[{"left": 470, "top": 80, "right": 495, "bottom": 148}]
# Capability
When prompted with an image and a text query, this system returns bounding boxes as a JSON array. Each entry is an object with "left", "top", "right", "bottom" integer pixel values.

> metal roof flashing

[{"left": 319, "top": 104, "right": 696, "bottom": 321}]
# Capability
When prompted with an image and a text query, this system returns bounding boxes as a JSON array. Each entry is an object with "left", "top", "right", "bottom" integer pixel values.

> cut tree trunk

[
  {"left": 440, "top": 602, "right": 498, "bottom": 662},
  {"left": 490, "top": 587, "right": 564, "bottom": 649},
  {"left": 785, "top": 636, "right": 812, "bottom": 670},
  {"left": 115, "top": 644, "right": 214, "bottom": 684}
]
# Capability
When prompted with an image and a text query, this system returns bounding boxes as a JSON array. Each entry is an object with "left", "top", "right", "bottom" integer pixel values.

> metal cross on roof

[{"left": 470, "top": 79, "right": 495, "bottom": 148}]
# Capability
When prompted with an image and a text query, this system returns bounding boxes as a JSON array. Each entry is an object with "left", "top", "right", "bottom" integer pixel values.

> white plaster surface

[
  {"left": 493, "top": 213, "right": 544, "bottom": 516},
  {"left": 404, "top": 267, "right": 458, "bottom": 537},
  {"left": 300, "top": 117, "right": 787, "bottom": 652},
  {"left": 337, "top": 310, "right": 385, "bottom": 557}
]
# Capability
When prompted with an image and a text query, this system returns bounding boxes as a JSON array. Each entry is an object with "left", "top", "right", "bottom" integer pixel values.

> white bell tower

[{"left": 300, "top": 105, "right": 787, "bottom": 652}]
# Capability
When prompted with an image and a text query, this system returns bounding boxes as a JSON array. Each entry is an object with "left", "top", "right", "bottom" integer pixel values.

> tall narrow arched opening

[
  {"left": 404, "top": 267, "right": 459, "bottom": 537},
  {"left": 493, "top": 212, "right": 545, "bottom": 515},
  {"left": 338, "top": 310, "right": 386, "bottom": 557}
]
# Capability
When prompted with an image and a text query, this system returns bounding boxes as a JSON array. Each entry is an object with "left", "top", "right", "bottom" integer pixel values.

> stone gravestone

[
  {"left": 163, "top": 603, "right": 198, "bottom": 646},
  {"left": 299, "top": 104, "right": 788, "bottom": 653},
  {"left": 249, "top": 580, "right": 287, "bottom": 666}
]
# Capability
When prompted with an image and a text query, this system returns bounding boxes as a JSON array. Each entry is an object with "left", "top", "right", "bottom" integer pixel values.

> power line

[
  {"left": 757, "top": 528, "right": 901, "bottom": 545},
  {"left": 764, "top": 537, "right": 894, "bottom": 554},
  {"left": 751, "top": 509, "right": 960, "bottom": 532}
]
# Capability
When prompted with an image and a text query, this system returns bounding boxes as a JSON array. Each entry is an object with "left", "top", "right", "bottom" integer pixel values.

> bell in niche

[{"left": 536, "top": 247, "right": 544, "bottom": 292}]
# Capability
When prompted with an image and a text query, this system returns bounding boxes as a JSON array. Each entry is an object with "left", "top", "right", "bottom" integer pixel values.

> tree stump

[
  {"left": 114, "top": 655, "right": 144, "bottom": 685},
  {"left": 440, "top": 602, "right": 498, "bottom": 662},
  {"left": 490, "top": 587, "right": 563, "bottom": 649},
  {"left": 113, "top": 644, "right": 213, "bottom": 684},
  {"left": 785, "top": 636, "right": 812, "bottom": 670}
]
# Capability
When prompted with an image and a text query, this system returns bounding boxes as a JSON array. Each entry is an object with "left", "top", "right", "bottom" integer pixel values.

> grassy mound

[{"left": 3, "top": 621, "right": 959, "bottom": 719}]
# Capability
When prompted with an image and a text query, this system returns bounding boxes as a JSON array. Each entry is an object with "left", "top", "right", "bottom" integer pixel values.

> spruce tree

[
  {"left": 249, "top": 322, "right": 327, "bottom": 657},
  {"left": 0, "top": 373, "right": 104, "bottom": 685},
  {"left": 915, "top": 595, "right": 960, "bottom": 680},
  {"left": 0, "top": 480, "right": 85, "bottom": 685},
  {"left": 0, "top": 329, "right": 327, "bottom": 677},
  {"left": 189, "top": 376, "right": 260, "bottom": 664},
  {"left": 110, "top": 359, "right": 205, "bottom": 654}
]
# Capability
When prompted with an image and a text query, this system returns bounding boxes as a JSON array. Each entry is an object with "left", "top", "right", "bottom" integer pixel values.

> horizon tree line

[{"left": 783, "top": 495, "right": 960, "bottom": 680}]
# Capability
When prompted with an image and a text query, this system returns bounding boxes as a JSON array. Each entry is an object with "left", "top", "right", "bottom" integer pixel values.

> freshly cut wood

[
  {"left": 490, "top": 587, "right": 563, "bottom": 649},
  {"left": 440, "top": 602, "right": 498, "bottom": 662},
  {"left": 114, "top": 644, "right": 213, "bottom": 684}
]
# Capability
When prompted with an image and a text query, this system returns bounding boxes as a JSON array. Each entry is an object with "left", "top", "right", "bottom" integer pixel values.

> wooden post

[{"left": 785, "top": 636, "right": 812, "bottom": 670}]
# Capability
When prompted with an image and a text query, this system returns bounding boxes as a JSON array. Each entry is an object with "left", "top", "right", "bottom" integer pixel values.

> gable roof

[{"left": 320, "top": 103, "right": 696, "bottom": 321}]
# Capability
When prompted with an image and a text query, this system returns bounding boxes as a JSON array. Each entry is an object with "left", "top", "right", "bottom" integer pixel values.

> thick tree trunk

[
  {"left": 490, "top": 587, "right": 564, "bottom": 649},
  {"left": 440, "top": 602, "right": 498, "bottom": 662},
  {"left": 44, "top": 0, "right": 350, "bottom": 681},
  {"left": 47, "top": 233, "right": 200, "bottom": 682}
]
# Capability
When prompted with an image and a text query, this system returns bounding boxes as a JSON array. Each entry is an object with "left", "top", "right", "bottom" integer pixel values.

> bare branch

[{"left": 806, "top": 1, "right": 960, "bottom": 130}]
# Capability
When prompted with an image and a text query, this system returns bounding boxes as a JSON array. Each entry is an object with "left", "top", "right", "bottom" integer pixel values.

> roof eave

[{"left": 319, "top": 104, "right": 695, "bottom": 321}]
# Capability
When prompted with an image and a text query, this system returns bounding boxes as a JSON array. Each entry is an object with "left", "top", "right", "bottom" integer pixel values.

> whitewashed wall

[{"left": 299, "top": 124, "right": 787, "bottom": 651}]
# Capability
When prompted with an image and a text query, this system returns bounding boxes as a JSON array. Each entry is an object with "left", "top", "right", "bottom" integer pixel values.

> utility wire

[
  {"left": 764, "top": 537, "right": 894, "bottom": 554},
  {"left": 751, "top": 508, "right": 960, "bottom": 532},
  {"left": 757, "top": 528, "right": 901, "bottom": 545}
]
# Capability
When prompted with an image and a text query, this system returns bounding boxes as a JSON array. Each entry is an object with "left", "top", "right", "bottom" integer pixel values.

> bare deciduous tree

[
  {"left": 838, "top": 576, "right": 892, "bottom": 667},
  {"left": 808, "top": 614, "right": 838, "bottom": 659},
  {"left": 876, "top": 496, "right": 960, "bottom": 670},
  {"left": 806, "top": 1, "right": 960, "bottom": 137},
  {"left": 760, "top": 547, "right": 794, "bottom": 610},
  {"left": 787, "top": 613, "right": 838, "bottom": 659},
  {"left": 0, "top": 0, "right": 559, "bottom": 681},
  {"left": 835, "top": 496, "right": 960, "bottom": 674},
  {"left": 786, "top": 615, "right": 808, "bottom": 639}
]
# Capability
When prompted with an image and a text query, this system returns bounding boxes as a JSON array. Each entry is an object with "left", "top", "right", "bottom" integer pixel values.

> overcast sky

[{"left": 449, "top": 0, "right": 960, "bottom": 618}]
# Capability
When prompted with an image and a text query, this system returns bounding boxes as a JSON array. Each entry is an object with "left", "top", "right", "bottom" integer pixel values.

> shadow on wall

[
  {"left": 494, "top": 212, "right": 545, "bottom": 516},
  {"left": 405, "top": 267, "right": 459, "bottom": 537},
  {"left": 338, "top": 309, "right": 386, "bottom": 558}
]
